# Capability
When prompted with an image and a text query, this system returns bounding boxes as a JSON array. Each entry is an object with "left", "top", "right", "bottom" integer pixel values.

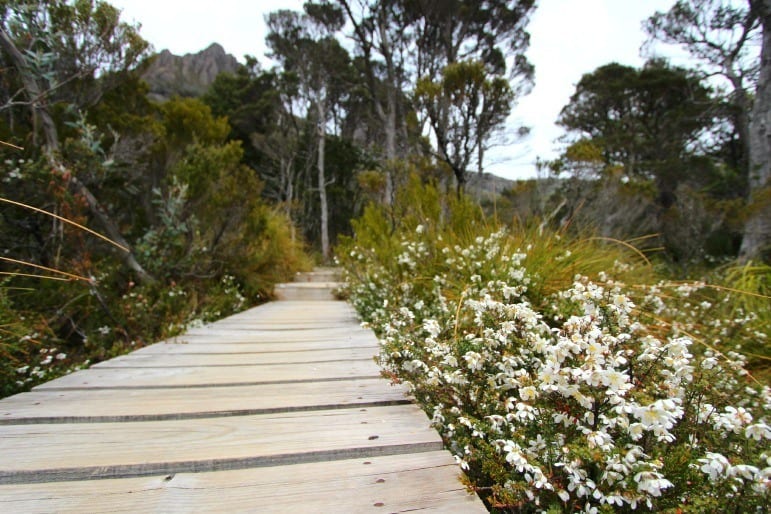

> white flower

[
  {"left": 463, "top": 351, "right": 484, "bottom": 371},
  {"left": 601, "top": 370, "right": 630, "bottom": 393},
  {"left": 634, "top": 471, "right": 673, "bottom": 497},
  {"left": 586, "top": 430, "right": 613, "bottom": 451},
  {"left": 745, "top": 423, "right": 771, "bottom": 441},
  {"left": 422, "top": 319, "right": 441, "bottom": 338},
  {"left": 698, "top": 452, "right": 730, "bottom": 481},
  {"left": 519, "top": 385, "right": 538, "bottom": 401}
]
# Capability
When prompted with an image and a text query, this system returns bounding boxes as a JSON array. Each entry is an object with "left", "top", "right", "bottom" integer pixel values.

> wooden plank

[
  {"left": 0, "top": 378, "right": 409, "bottom": 422},
  {"left": 133, "top": 340, "right": 377, "bottom": 355},
  {"left": 0, "top": 405, "right": 442, "bottom": 478},
  {"left": 91, "top": 346, "right": 377, "bottom": 368},
  {"left": 33, "top": 359, "right": 382, "bottom": 390},
  {"left": 173, "top": 328, "right": 375, "bottom": 344},
  {"left": 0, "top": 451, "right": 485, "bottom": 513},
  {"left": 203, "top": 301, "right": 358, "bottom": 323}
]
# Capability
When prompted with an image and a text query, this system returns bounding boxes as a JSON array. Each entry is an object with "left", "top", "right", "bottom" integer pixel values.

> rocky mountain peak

[{"left": 142, "top": 43, "right": 240, "bottom": 102}]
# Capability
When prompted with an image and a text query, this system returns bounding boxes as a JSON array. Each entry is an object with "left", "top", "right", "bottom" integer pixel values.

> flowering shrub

[{"left": 338, "top": 191, "right": 770, "bottom": 512}]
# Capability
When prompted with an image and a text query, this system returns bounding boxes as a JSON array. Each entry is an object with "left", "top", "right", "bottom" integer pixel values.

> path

[{"left": 0, "top": 269, "right": 486, "bottom": 512}]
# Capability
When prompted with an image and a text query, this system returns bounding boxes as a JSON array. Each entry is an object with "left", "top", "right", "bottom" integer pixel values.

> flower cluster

[{"left": 340, "top": 224, "right": 770, "bottom": 513}]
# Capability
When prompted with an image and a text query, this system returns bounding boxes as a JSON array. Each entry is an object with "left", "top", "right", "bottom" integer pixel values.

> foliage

[
  {"left": 416, "top": 59, "right": 514, "bottom": 188},
  {"left": 0, "top": 1, "right": 312, "bottom": 398},
  {"left": 556, "top": 60, "right": 716, "bottom": 206},
  {"left": 338, "top": 179, "right": 770, "bottom": 513}
]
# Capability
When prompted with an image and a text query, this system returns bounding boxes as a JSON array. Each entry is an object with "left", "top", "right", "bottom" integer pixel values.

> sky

[{"left": 110, "top": 0, "right": 681, "bottom": 181}]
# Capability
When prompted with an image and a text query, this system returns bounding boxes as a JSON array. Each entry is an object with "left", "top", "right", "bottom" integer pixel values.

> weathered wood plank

[
  {"left": 169, "top": 329, "right": 376, "bottom": 344},
  {"left": 91, "top": 346, "right": 377, "bottom": 368},
  {"left": 34, "top": 359, "right": 383, "bottom": 390},
  {"left": 0, "top": 288, "right": 487, "bottom": 511},
  {"left": 0, "top": 405, "right": 441, "bottom": 478},
  {"left": 0, "top": 378, "right": 409, "bottom": 423},
  {"left": 200, "top": 300, "right": 359, "bottom": 324},
  {"left": 133, "top": 340, "right": 377, "bottom": 355},
  {"left": 0, "top": 451, "right": 484, "bottom": 513}
]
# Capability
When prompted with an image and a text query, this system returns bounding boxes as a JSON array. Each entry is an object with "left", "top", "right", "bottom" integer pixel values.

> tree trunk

[
  {"left": 741, "top": 0, "right": 771, "bottom": 260},
  {"left": 0, "top": 27, "right": 154, "bottom": 283},
  {"left": 316, "top": 99, "right": 330, "bottom": 263}
]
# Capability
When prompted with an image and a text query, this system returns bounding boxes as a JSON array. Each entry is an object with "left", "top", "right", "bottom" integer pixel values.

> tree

[
  {"left": 416, "top": 59, "right": 514, "bottom": 192},
  {"left": 645, "top": 0, "right": 769, "bottom": 259},
  {"left": 338, "top": 0, "right": 411, "bottom": 203},
  {"left": 339, "top": 0, "right": 535, "bottom": 194},
  {"left": 556, "top": 60, "right": 715, "bottom": 208},
  {"left": 0, "top": 0, "right": 153, "bottom": 282},
  {"left": 267, "top": 2, "right": 351, "bottom": 262},
  {"left": 744, "top": 0, "right": 771, "bottom": 260},
  {"left": 645, "top": 0, "right": 759, "bottom": 178}
]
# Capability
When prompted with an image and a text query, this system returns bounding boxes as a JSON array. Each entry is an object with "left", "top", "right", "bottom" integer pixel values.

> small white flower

[
  {"left": 634, "top": 470, "right": 673, "bottom": 497},
  {"left": 518, "top": 385, "right": 538, "bottom": 401},
  {"left": 745, "top": 423, "right": 771, "bottom": 441},
  {"left": 463, "top": 351, "right": 484, "bottom": 372},
  {"left": 699, "top": 452, "right": 730, "bottom": 481}
]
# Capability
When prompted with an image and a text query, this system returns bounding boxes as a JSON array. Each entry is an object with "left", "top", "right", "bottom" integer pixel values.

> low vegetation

[{"left": 338, "top": 178, "right": 770, "bottom": 513}]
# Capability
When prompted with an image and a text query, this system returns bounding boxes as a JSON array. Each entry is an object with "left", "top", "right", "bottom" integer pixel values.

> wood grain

[
  {"left": 0, "top": 452, "right": 481, "bottom": 513},
  {"left": 0, "top": 405, "right": 441, "bottom": 476},
  {"left": 0, "top": 378, "right": 409, "bottom": 423}
]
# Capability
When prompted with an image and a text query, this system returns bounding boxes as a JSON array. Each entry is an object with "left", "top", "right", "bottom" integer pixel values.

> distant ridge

[{"left": 142, "top": 43, "right": 239, "bottom": 102}]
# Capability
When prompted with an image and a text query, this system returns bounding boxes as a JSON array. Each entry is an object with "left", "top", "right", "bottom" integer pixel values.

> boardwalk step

[
  {"left": 0, "top": 405, "right": 442, "bottom": 483},
  {"left": 295, "top": 267, "right": 341, "bottom": 282},
  {"left": 273, "top": 266, "right": 343, "bottom": 301},
  {"left": 273, "top": 281, "right": 342, "bottom": 301},
  {"left": 0, "top": 452, "right": 481, "bottom": 513}
]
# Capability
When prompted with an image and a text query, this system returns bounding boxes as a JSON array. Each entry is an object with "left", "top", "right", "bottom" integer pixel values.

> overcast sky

[{"left": 110, "top": 0, "right": 680, "bottom": 180}]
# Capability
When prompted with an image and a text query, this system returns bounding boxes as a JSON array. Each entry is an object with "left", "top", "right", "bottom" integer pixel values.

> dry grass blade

[
  {"left": 0, "top": 257, "right": 91, "bottom": 282},
  {"left": 0, "top": 140, "right": 23, "bottom": 150},
  {"left": 0, "top": 197, "right": 129, "bottom": 252},
  {"left": 0, "top": 272, "right": 68, "bottom": 281},
  {"left": 585, "top": 236, "right": 652, "bottom": 266}
]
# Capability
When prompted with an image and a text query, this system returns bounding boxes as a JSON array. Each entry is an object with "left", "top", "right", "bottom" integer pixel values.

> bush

[{"left": 338, "top": 179, "right": 770, "bottom": 513}]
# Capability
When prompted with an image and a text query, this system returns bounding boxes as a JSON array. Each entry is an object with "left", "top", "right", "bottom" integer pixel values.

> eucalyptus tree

[
  {"left": 338, "top": 0, "right": 535, "bottom": 193},
  {"left": 266, "top": 2, "right": 351, "bottom": 261},
  {"left": 556, "top": 60, "right": 714, "bottom": 208},
  {"left": 745, "top": 0, "right": 771, "bottom": 260},
  {"left": 645, "top": 0, "right": 769, "bottom": 259},
  {"left": 415, "top": 59, "right": 514, "bottom": 193}
]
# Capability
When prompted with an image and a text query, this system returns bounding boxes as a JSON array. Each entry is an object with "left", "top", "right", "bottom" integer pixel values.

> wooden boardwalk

[{"left": 0, "top": 270, "right": 486, "bottom": 512}]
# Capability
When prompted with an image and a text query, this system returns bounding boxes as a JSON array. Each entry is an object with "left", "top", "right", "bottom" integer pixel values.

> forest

[{"left": 1, "top": 1, "right": 769, "bottom": 510}]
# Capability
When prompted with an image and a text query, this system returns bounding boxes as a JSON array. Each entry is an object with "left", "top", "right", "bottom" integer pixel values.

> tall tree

[
  {"left": 416, "top": 59, "right": 514, "bottom": 192},
  {"left": 645, "top": 0, "right": 769, "bottom": 259},
  {"left": 338, "top": 0, "right": 412, "bottom": 203},
  {"left": 339, "top": 0, "right": 535, "bottom": 193},
  {"left": 556, "top": 60, "right": 715, "bottom": 208},
  {"left": 745, "top": 0, "right": 771, "bottom": 259},
  {"left": 267, "top": 2, "right": 351, "bottom": 261}
]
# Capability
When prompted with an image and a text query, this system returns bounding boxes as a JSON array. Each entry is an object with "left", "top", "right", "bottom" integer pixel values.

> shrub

[{"left": 338, "top": 180, "right": 770, "bottom": 513}]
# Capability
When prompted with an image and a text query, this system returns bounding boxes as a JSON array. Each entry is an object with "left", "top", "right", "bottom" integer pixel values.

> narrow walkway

[{"left": 0, "top": 270, "right": 486, "bottom": 512}]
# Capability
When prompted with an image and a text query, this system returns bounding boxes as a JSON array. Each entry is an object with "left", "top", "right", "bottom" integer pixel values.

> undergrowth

[{"left": 337, "top": 176, "right": 770, "bottom": 513}]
